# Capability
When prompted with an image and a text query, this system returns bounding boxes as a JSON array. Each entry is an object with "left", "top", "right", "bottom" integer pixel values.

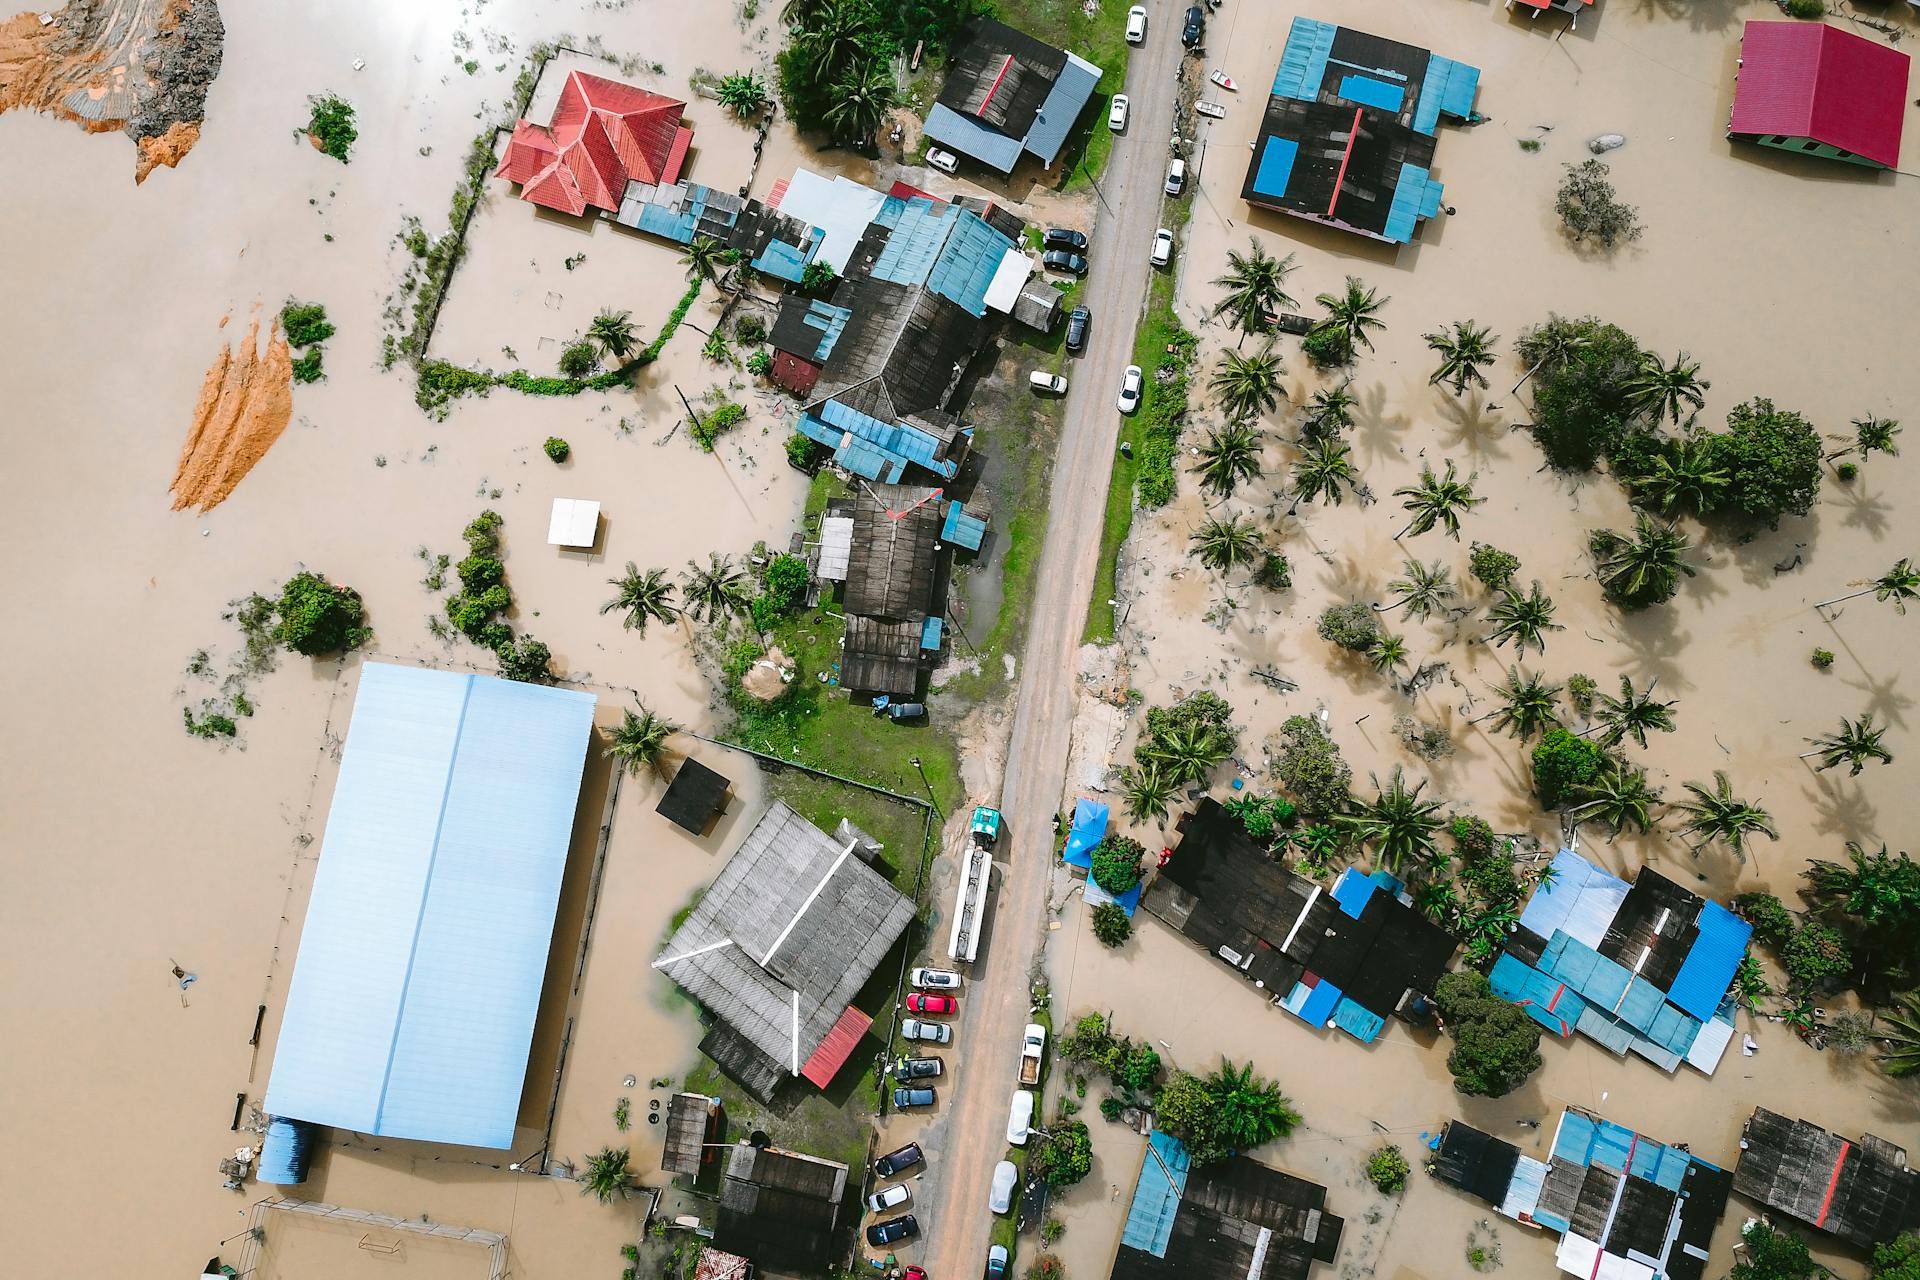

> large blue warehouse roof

[{"left": 264, "top": 663, "right": 597, "bottom": 1150}]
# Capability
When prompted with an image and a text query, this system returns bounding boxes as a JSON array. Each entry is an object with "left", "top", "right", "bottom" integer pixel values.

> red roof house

[
  {"left": 496, "top": 70, "right": 693, "bottom": 215},
  {"left": 1729, "top": 21, "right": 1909, "bottom": 169}
]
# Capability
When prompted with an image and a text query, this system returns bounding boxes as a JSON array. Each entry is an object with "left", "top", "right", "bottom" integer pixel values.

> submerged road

[{"left": 916, "top": 8, "right": 1188, "bottom": 1278}]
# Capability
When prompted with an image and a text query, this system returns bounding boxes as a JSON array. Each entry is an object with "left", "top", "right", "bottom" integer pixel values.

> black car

[
  {"left": 866, "top": 1215, "right": 919, "bottom": 1246},
  {"left": 892, "top": 1086, "right": 937, "bottom": 1108},
  {"left": 897, "top": 1056, "right": 943, "bottom": 1078},
  {"left": 874, "top": 1142, "right": 925, "bottom": 1178},
  {"left": 1182, "top": 5, "right": 1204, "bottom": 47},
  {"left": 1042, "top": 227, "right": 1088, "bottom": 252},
  {"left": 1065, "top": 305, "right": 1091, "bottom": 354},
  {"left": 1041, "top": 249, "right": 1088, "bottom": 275}
]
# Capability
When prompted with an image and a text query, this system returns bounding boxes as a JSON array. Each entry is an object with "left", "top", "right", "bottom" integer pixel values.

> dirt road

[{"left": 914, "top": 9, "right": 1189, "bottom": 1277}]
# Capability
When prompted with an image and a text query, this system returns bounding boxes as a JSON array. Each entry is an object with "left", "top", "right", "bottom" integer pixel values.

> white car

[
  {"left": 911, "top": 967, "right": 962, "bottom": 990},
  {"left": 902, "top": 1018, "right": 953, "bottom": 1044},
  {"left": 1007, "top": 1089, "right": 1036, "bottom": 1145},
  {"left": 1108, "top": 94, "right": 1129, "bottom": 131},
  {"left": 1165, "top": 157, "right": 1185, "bottom": 195},
  {"left": 1029, "top": 371, "right": 1069, "bottom": 395},
  {"left": 1150, "top": 227, "right": 1174, "bottom": 267},
  {"left": 990, "top": 1160, "right": 1018, "bottom": 1214},
  {"left": 1117, "top": 364, "right": 1144, "bottom": 414},
  {"left": 927, "top": 146, "right": 959, "bottom": 174},
  {"left": 1125, "top": 5, "right": 1148, "bottom": 43},
  {"left": 868, "top": 1182, "right": 911, "bottom": 1214}
]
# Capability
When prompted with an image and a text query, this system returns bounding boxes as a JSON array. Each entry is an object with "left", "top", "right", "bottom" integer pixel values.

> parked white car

[
  {"left": 1150, "top": 227, "right": 1174, "bottom": 267},
  {"left": 911, "top": 967, "right": 962, "bottom": 990},
  {"left": 1165, "top": 157, "right": 1186, "bottom": 195},
  {"left": 927, "top": 146, "right": 959, "bottom": 174},
  {"left": 1007, "top": 1089, "right": 1035, "bottom": 1145},
  {"left": 902, "top": 1018, "right": 953, "bottom": 1044},
  {"left": 1125, "top": 5, "right": 1148, "bottom": 43},
  {"left": 1117, "top": 364, "right": 1144, "bottom": 415},
  {"left": 1029, "top": 371, "right": 1069, "bottom": 395},
  {"left": 1108, "top": 94, "right": 1130, "bottom": 131},
  {"left": 990, "top": 1160, "right": 1018, "bottom": 1214},
  {"left": 867, "top": 1182, "right": 911, "bottom": 1214}
]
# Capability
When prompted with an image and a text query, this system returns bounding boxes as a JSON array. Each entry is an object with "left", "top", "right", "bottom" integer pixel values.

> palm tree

[
  {"left": 1189, "top": 515, "right": 1264, "bottom": 573},
  {"left": 1416, "top": 879, "right": 1463, "bottom": 927},
  {"left": 1878, "top": 991, "right": 1920, "bottom": 1078},
  {"left": 1635, "top": 434, "right": 1728, "bottom": 517},
  {"left": 600, "top": 563, "right": 677, "bottom": 634},
  {"left": 1288, "top": 437, "right": 1357, "bottom": 510},
  {"left": 791, "top": 0, "right": 874, "bottom": 83},
  {"left": 604, "top": 705, "right": 680, "bottom": 777},
  {"left": 1367, "top": 633, "right": 1407, "bottom": 675},
  {"left": 1513, "top": 313, "right": 1594, "bottom": 394},
  {"left": 1485, "top": 581, "right": 1562, "bottom": 656},
  {"left": 588, "top": 309, "right": 639, "bottom": 364},
  {"left": 1815, "top": 557, "right": 1920, "bottom": 615},
  {"left": 1140, "top": 720, "right": 1230, "bottom": 785},
  {"left": 1593, "top": 515, "right": 1694, "bottom": 609},
  {"left": 1567, "top": 762, "right": 1660, "bottom": 835},
  {"left": 1209, "top": 347, "right": 1285, "bottom": 423},
  {"left": 1461, "top": 904, "right": 1523, "bottom": 962},
  {"left": 1482, "top": 667, "right": 1562, "bottom": 740},
  {"left": 1300, "top": 383, "right": 1356, "bottom": 441},
  {"left": 715, "top": 71, "right": 770, "bottom": 117},
  {"left": 1424, "top": 321, "right": 1499, "bottom": 396},
  {"left": 1804, "top": 841, "right": 1912, "bottom": 926},
  {"left": 1375, "top": 558, "right": 1457, "bottom": 621},
  {"left": 1209, "top": 240, "right": 1297, "bottom": 346},
  {"left": 1828, "top": 416, "right": 1902, "bottom": 463},
  {"left": 1625, "top": 350, "right": 1710, "bottom": 427},
  {"left": 1119, "top": 763, "right": 1179, "bottom": 826},
  {"left": 1801, "top": 712, "right": 1894, "bottom": 776},
  {"left": 580, "top": 1146, "right": 634, "bottom": 1203},
  {"left": 1393, "top": 460, "right": 1483, "bottom": 540},
  {"left": 1339, "top": 767, "right": 1444, "bottom": 873},
  {"left": 1204, "top": 1059, "right": 1302, "bottom": 1149},
  {"left": 1313, "top": 276, "right": 1389, "bottom": 356},
  {"left": 682, "top": 236, "right": 726, "bottom": 281},
  {"left": 679, "top": 553, "right": 750, "bottom": 624},
  {"left": 824, "top": 60, "right": 896, "bottom": 146},
  {"left": 1674, "top": 771, "right": 1778, "bottom": 860},
  {"left": 1592, "top": 675, "right": 1677, "bottom": 749},
  {"left": 1194, "top": 424, "right": 1264, "bottom": 498}
]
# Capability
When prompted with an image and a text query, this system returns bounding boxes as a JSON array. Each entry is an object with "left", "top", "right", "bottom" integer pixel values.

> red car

[
  {"left": 904, "top": 1269, "right": 928, "bottom": 1280},
  {"left": 907, "top": 993, "right": 957, "bottom": 1015}
]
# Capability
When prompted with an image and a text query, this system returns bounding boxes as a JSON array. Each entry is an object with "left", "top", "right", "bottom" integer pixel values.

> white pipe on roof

[
  {"left": 651, "top": 937, "right": 736, "bottom": 969},
  {"left": 791, "top": 989, "right": 801, "bottom": 1075}
]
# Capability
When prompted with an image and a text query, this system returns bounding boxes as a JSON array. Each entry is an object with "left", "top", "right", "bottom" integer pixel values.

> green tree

[
  {"left": 1340, "top": 767, "right": 1444, "bottom": 873},
  {"left": 493, "top": 633, "right": 553, "bottom": 684},
  {"left": 275, "top": 571, "right": 371, "bottom": 656},
  {"left": 679, "top": 553, "right": 751, "bottom": 624},
  {"left": 824, "top": 58, "right": 896, "bottom": 146},
  {"left": 1366, "top": 1145, "right": 1411, "bottom": 1194},
  {"left": 1313, "top": 276, "right": 1389, "bottom": 357},
  {"left": 760, "top": 553, "right": 811, "bottom": 613},
  {"left": 1090, "top": 834, "right": 1145, "bottom": 896},
  {"left": 1468, "top": 542, "right": 1521, "bottom": 591},
  {"left": 580, "top": 1146, "right": 634, "bottom": 1203},
  {"left": 1204, "top": 1059, "right": 1302, "bottom": 1151},
  {"left": 1731, "top": 1221, "right": 1822, "bottom": 1280},
  {"left": 1830, "top": 415, "right": 1902, "bottom": 464},
  {"left": 1376, "top": 558, "right": 1457, "bottom": 621},
  {"left": 1878, "top": 992, "right": 1920, "bottom": 1078},
  {"left": 1871, "top": 1231, "right": 1920, "bottom": 1280},
  {"left": 601, "top": 563, "right": 677, "bottom": 634},
  {"left": 716, "top": 70, "right": 771, "bottom": 116},
  {"left": 1531, "top": 727, "right": 1607, "bottom": 810},
  {"left": 1210, "top": 348, "right": 1284, "bottom": 424},
  {"left": 1091, "top": 902, "right": 1133, "bottom": 948},
  {"left": 682, "top": 236, "right": 726, "bottom": 282},
  {"left": 1803, "top": 843, "right": 1920, "bottom": 977},
  {"left": 1122, "top": 1043, "right": 1163, "bottom": 1093},
  {"left": 1483, "top": 667, "right": 1562, "bottom": 740},
  {"left": 1590, "top": 515, "right": 1694, "bottom": 609},
  {"left": 1210, "top": 240, "right": 1298, "bottom": 346},
  {"left": 1674, "top": 770, "right": 1777, "bottom": 860},
  {"left": 1317, "top": 602, "right": 1381, "bottom": 652},
  {"left": 1593, "top": 675, "right": 1678, "bottom": 749},
  {"left": 588, "top": 308, "right": 639, "bottom": 363},
  {"left": 1783, "top": 922, "right": 1852, "bottom": 990},
  {"left": 1514, "top": 313, "right": 1596, "bottom": 389},
  {"left": 1416, "top": 879, "right": 1463, "bottom": 927},
  {"left": 1393, "top": 460, "right": 1482, "bottom": 540},
  {"left": 1289, "top": 436, "right": 1358, "bottom": 510},
  {"left": 1190, "top": 515, "right": 1265, "bottom": 573},
  {"left": 1485, "top": 581, "right": 1562, "bottom": 656},
  {"left": 1118, "top": 763, "right": 1179, "bottom": 827},
  {"left": 1566, "top": 761, "right": 1660, "bottom": 835},
  {"left": 1713, "top": 397, "right": 1823, "bottom": 528},
  {"left": 799, "top": 260, "right": 837, "bottom": 293},
  {"left": 605, "top": 705, "right": 680, "bottom": 777},
  {"left": 1632, "top": 433, "right": 1729, "bottom": 517},
  {"left": 1522, "top": 315, "right": 1644, "bottom": 471},
  {"left": 1033, "top": 1120, "right": 1093, "bottom": 1187},
  {"left": 1554, "top": 159, "right": 1642, "bottom": 249},
  {"left": 1194, "top": 424, "right": 1264, "bottom": 497},
  {"left": 1802, "top": 712, "right": 1894, "bottom": 776},
  {"left": 1425, "top": 321, "right": 1498, "bottom": 396},
  {"left": 1140, "top": 718, "right": 1231, "bottom": 786},
  {"left": 1734, "top": 892, "right": 1798, "bottom": 949},
  {"left": 1625, "top": 349, "right": 1709, "bottom": 427},
  {"left": 1434, "top": 970, "right": 1543, "bottom": 1097},
  {"left": 1154, "top": 1070, "right": 1231, "bottom": 1164},
  {"left": 1367, "top": 633, "right": 1408, "bottom": 676},
  {"left": 1270, "top": 715, "right": 1353, "bottom": 819},
  {"left": 1816, "top": 557, "right": 1920, "bottom": 615}
]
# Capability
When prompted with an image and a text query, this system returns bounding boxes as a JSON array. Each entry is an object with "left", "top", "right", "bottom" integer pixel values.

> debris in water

[{"left": 1588, "top": 133, "right": 1626, "bottom": 154}]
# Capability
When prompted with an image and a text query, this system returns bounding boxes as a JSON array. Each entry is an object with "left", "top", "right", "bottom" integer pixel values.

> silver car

[
  {"left": 912, "top": 967, "right": 962, "bottom": 990},
  {"left": 990, "top": 1159, "right": 1018, "bottom": 1214},
  {"left": 902, "top": 1018, "right": 953, "bottom": 1044},
  {"left": 1117, "top": 365, "right": 1144, "bottom": 415}
]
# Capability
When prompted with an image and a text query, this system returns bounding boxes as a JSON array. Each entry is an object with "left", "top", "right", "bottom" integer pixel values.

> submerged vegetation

[{"left": 304, "top": 93, "right": 357, "bottom": 162}]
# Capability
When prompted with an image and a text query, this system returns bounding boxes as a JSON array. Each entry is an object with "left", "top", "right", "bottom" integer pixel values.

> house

[
  {"left": 1113, "top": 1132, "right": 1343, "bottom": 1280},
  {"left": 1433, "top": 1108, "right": 1733, "bottom": 1280},
  {"left": 714, "top": 1143, "right": 848, "bottom": 1273},
  {"left": 497, "top": 70, "right": 691, "bottom": 216},
  {"left": 262, "top": 664, "right": 598, "bottom": 1153},
  {"left": 1728, "top": 21, "right": 1910, "bottom": 169},
  {"left": 654, "top": 802, "right": 914, "bottom": 1101},
  {"left": 1241, "top": 18, "right": 1480, "bottom": 244},
  {"left": 655, "top": 757, "right": 732, "bottom": 836},
  {"left": 1732, "top": 1108, "right": 1920, "bottom": 1249},
  {"left": 661, "top": 1092, "right": 725, "bottom": 1175},
  {"left": 1489, "top": 850, "right": 1750, "bottom": 1075},
  {"left": 614, "top": 178, "right": 825, "bottom": 283},
  {"left": 844, "top": 483, "right": 943, "bottom": 621},
  {"left": 923, "top": 18, "right": 1102, "bottom": 173}
]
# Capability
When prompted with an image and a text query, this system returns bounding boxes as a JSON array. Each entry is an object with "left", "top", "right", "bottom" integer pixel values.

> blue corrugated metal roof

[
  {"left": 1331, "top": 866, "right": 1377, "bottom": 919},
  {"left": 926, "top": 209, "right": 1015, "bottom": 317},
  {"left": 1025, "top": 50, "right": 1102, "bottom": 165},
  {"left": 920, "top": 616, "right": 944, "bottom": 651},
  {"left": 1413, "top": 56, "right": 1481, "bottom": 135},
  {"left": 1338, "top": 73, "right": 1405, "bottom": 113},
  {"left": 1063, "top": 797, "right": 1109, "bottom": 867},
  {"left": 1272, "top": 18, "right": 1336, "bottom": 100},
  {"left": 1491, "top": 952, "right": 1587, "bottom": 1036},
  {"left": 264, "top": 664, "right": 596, "bottom": 1149},
  {"left": 1382, "top": 163, "right": 1443, "bottom": 244},
  {"left": 636, "top": 198, "right": 699, "bottom": 244},
  {"left": 923, "top": 103, "right": 1025, "bottom": 173},
  {"left": 1668, "top": 900, "right": 1752, "bottom": 1022},
  {"left": 753, "top": 237, "right": 814, "bottom": 283},
  {"left": 870, "top": 198, "right": 952, "bottom": 287},
  {"left": 1518, "top": 850, "right": 1629, "bottom": 948},
  {"left": 942, "top": 501, "right": 987, "bottom": 551},
  {"left": 1332, "top": 998, "right": 1386, "bottom": 1042},
  {"left": 799, "top": 301, "right": 852, "bottom": 362},
  {"left": 1122, "top": 1131, "right": 1192, "bottom": 1256}
]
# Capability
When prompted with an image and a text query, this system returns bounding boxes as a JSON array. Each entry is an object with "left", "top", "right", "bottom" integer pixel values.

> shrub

[
  {"left": 1811, "top": 647, "right": 1835, "bottom": 670},
  {"left": 463, "top": 509, "right": 503, "bottom": 554},
  {"left": 543, "top": 436, "right": 571, "bottom": 463},
  {"left": 1523, "top": 315, "right": 1644, "bottom": 472},
  {"left": 1270, "top": 715, "right": 1353, "bottom": 819},
  {"left": 1090, "top": 835, "right": 1145, "bottom": 896},
  {"left": 1555, "top": 159, "right": 1642, "bottom": 249},
  {"left": 1468, "top": 542, "right": 1520, "bottom": 591},
  {"left": 1255, "top": 552, "right": 1292, "bottom": 591},
  {"left": 785, "top": 433, "right": 828, "bottom": 470},
  {"left": 1061, "top": 1012, "right": 1114, "bottom": 1065},
  {"left": 1317, "top": 602, "right": 1381, "bottom": 652},
  {"left": 1449, "top": 815, "right": 1497, "bottom": 864},
  {"left": 493, "top": 634, "right": 553, "bottom": 684},
  {"left": 762, "top": 553, "right": 809, "bottom": 613},
  {"left": 1024, "top": 1255, "right": 1065, "bottom": 1280},
  {"left": 1041, "top": 1217, "right": 1066, "bottom": 1245},
  {"left": 1784, "top": 0, "right": 1825, "bottom": 16},
  {"left": 747, "top": 350, "right": 773, "bottom": 377},
  {"left": 558, "top": 341, "right": 599, "bottom": 379},
  {"left": 275, "top": 571, "right": 370, "bottom": 656},
  {"left": 734, "top": 314, "right": 768, "bottom": 345},
  {"left": 280, "top": 301, "right": 335, "bottom": 347},
  {"left": 1531, "top": 727, "right": 1607, "bottom": 809},
  {"left": 1712, "top": 398, "right": 1823, "bottom": 528},
  {"left": 693, "top": 401, "right": 747, "bottom": 452},
  {"left": 1032, "top": 1120, "right": 1093, "bottom": 1187},
  {"left": 306, "top": 93, "right": 357, "bottom": 162},
  {"left": 1733, "top": 1221, "right": 1822, "bottom": 1280},
  {"left": 1783, "top": 922, "right": 1852, "bottom": 989},
  {"left": 1435, "top": 970, "right": 1544, "bottom": 1097},
  {"left": 1872, "top": 1232, "right": 1920, "bottom": 1280},
  {"left": 183, "top": 706, "right": 239, "bottom": 739},
  {"left": 1091, "top": 902, "right": 1133, "bottom": 947},
  {"left": 1301, "top": 326, "right": 1351, "bottom": 369},
  {"left": 1099, "top": 1096, "right": 1124, "bottom": 1121},
  {"left": 1735, "top": 892, "right": 1796, "bottom": 949},
  {"left": 1141, "top": 691, "right": 1237, "bottom": 759},
  {"left": 1365, "top": 1145, "right": 1411, "bottom": 1195},
  {"left": 457, "top": 554, "right": 504, "bottom": 592},
  {"left": 1837, "top": 461, "right": 1859, "bottom": 481},
  {"left": 799, "top": 261, "right": 837, "bottom": 293},
  {"left": 1122, "top": 1043, "right": 1162, "bottom": 1093},
  {"left": 290, "top": 347, "right": 324, "bottom": 384},
  {"left": 1566, "top": 673, "right": 1597, "bottom": 719}
]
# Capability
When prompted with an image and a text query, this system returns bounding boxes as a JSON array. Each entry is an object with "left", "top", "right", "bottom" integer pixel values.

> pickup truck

[{"left": 1018, "top": 1023, "right": 1046, "bottom": 1086}]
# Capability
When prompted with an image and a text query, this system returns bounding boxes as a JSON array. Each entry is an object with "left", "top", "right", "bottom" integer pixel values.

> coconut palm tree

[
  {"left": 715, "top": 71, "right": 770, "bottom": 117},
  {"left": 1592, "top": 515, "right": 1695, "bottom": 610},
  {"left": 1367, "top": 633, "right": 1408, "bottom": 676},
  {"left": 824, "top": 60, "right": 896, "bottom": 146},
  {"left": 679, "top": 553, "right": 751, "bottom": 624},
  {"left": 1288, "top": 437, "right": 1357, "bottom": 511},
  {"left": 1674, "top": 771, "right": 1778, "bottom": 860},
  {"left": 1592, "top": 675, "right": 1678, "bottom": 749},
  {"left": 1635, "top": 434, "right": 1728, "bottom": 517},
  {"left": 1485, "top": 581, "right": 1562, "bottom": 656},
  {"left": 1140, "top": 721, "right": 1230, "bottom": 785},
  {"left": 1312, "top": 276, "right": 1389, "bottom": 356},
  {"left": 1300, "top": 382, "right": 1356, "bottom": 441},
  {"left": 1339, "top": 767, "right": 1444, "bottom": 873},
  {"left": 600, "top": 563, "right": 678, "bottom": 634},
  {"left": 1801, "top": 712, "right": 1894, "bottom": 776},
  {"left": 1461, "top": 903, "right": 1524, "bottom": 962},
  {"left": 1393, "top": 460, "right": 1483, "bottom": 541},
  {"left": 1815, "top": 557, "right": 1920, "bottom": 615},
  {"left": 1416, "top": 879, "right": 1464, "bottom": 927},
  {"left": 1210, "top": 348, "right": 1285, "bottom": 424},
  {"left": 588, "top": 309, "right": 640, "bottom": 364},
  {"left": 1424, "top": 321, "right": 1499, "bottom": 396},
  {"left": 1625, "top": 350, "right": 1710, "bottom": 427},
  {"left": 1189, "top": 515, "right": 1264, "bottom": 573},
  {"left": 1209, "top": 240, "right": 1298, "bottom": 346},
  {"left": 1204, "top": 1059, "right": 1302, "bottom": 1149},
  {"left": 1375, "top": 558, "right": 1457, "bottom": 621},
  {"left": 604, "top": 705, "right": 680, "bottom": 777},
  {"left": 1194, "top": 424, "right": 1264, "bottom": 498},
  {"left": 1482, "top": 667, "right": 1562, "bottom": 740},
  {"left": 1879, "top": 991, "right": 1920, "bottom": 1078},
  {"left": 1828, "top": 416, "right": 1902, "bottom": 463},
  {"left": 682, "top": 236, "right": 726, "bottom": 282},
  {"left": 1119, "top": 763, "right": 1179, "bottom": 826},
  {"left": 1513, "top": 313, "right": 1594, "bottom": 394},
  {"left": 791, "top": 0, "right": 875, "bottom": 83},
  {"left": 1567, "top": 762, "right": 1660, "bottom": 835},
  {"left": 580, "top": 1146, "right": 634, "bottom": 1203}
]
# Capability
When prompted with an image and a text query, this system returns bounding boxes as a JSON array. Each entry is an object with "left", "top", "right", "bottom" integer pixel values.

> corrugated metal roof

[
  {"left": 776, "top": 169, "right": 888, "bottom": 272},
  {"left": 1667, "top": 900, "right": 1751, "bottom": 1022},
  {"left": 924, "top": 103, "right": 1026, "bottom": 173},
  {"left": 1730, "top": 21, "right": 1909, "bottom": 168},
  {"left": 1518, "top": 850, "right": 1630, "bottom": 948},
  {"left": 1272, "top": 18, "right": 1337, "bottom": 100},
  {"left": 1024, "top": 50, "right": 1101, "bottom": 166},
  {"left": 799, "top": 1005, "right": 872, "bottom": 1087},
  {"left": 942, "top": 500, "right": 988, "bottom": 551},
  {"left": 1122, "top": 1131, "right": 1193, "bottom": 1257},
  {"left": 264, "top": 664, "right": 596, "bottom": 1149}
]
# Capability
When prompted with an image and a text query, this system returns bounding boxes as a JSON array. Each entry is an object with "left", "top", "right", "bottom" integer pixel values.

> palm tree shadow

[
  {"left": 1431, "top": 391, "right": 1510, "bottom": 467},
  {"left": 1799, "top": 777, "right": 1881, "bottom": 847},
  {"left": 1628, "top": 0, "right": 1744, "bottom": 32},
  {"left": 1838, "top": 667, "right": 1913, "bottom": 733},
  {"left": 1832, "top": 480, "right": 1894, "bottom": 538},
  {"left": 1603, "top": 610, "right": 1697, "bottom": 694},
  {"left": 1350, "top": 380, "right": 1409, "bottom": 467}
]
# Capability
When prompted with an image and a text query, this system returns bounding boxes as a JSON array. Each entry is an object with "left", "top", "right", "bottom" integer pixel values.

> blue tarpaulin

[
  {"left": 1331, "top": 866, "right": 1378, "bottom": 919},
  {"left": 1282, "top": 975, "right": 1343, "bottom": 1028},
  {"left": 1667, "top": 900, "right": 1752, "bottom": 1022},
  {"left": 1086, "top": 875, "right": 1144, "bottom": 917},
  {"left": 1251, "top": 137, "right": 1300, "bottom": 200},
  {"left": 1063, "top": 797, "right": 1108, "bottom": 868},
  {"left": 1338, "top": 73, "right": 1405, "bottom": 112},
  {"left": 1122, "top": 1131, "right": 1192, "bottom": 1256}
]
